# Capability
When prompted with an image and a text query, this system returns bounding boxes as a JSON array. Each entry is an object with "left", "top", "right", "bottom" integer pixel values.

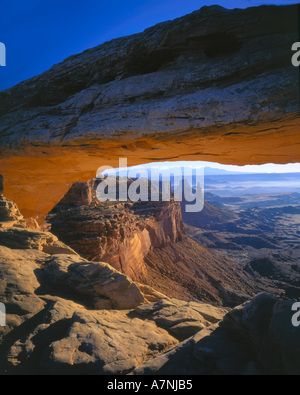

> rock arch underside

[
  {"left": 0, "top": 4, "right": 299, "bottom": 223},
  {"left": 1, "top": 4, "right": 300, "bottom": 376}
]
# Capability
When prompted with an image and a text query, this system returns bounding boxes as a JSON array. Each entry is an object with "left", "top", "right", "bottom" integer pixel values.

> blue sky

[{"left": 0, "top": 0, "right": 299, "bottom": 91}]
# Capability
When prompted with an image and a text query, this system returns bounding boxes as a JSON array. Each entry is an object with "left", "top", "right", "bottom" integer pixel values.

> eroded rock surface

[
  {"left": 45, "top": 177, "right": 260, "bottom": 306},
  {"left": 0, "top": 5, "right": 298, "bottom": 222},
  {"left": 0, "top": 196, "right": 26, "bottom": 229},
  {"left": 40, "top": 254, "right": 145, "bottom": 310},
  {"left": 45, "top": 177, "right": 185, "bottom": 281},
  {"left": 0, "top": 194, "right": 229, "bottom": 374},
  {"left": 0, "top": 194, "right": 299, "bottom": 375},
  {"left": 1, "top": 292, "right": 231, "bottom": 375},
  {"left": 0, "top": 5, "right": 298, "bottom": 148},
  {"left": 134, "top": 299, "right": 229, "bottom": 341},
  {"left": 1, "top": 301, "right": 177, "bottom": 375},
  {"left": 133, "top": 294, "right": 300, "bottom": 375},
  {"left": 0, "top": 195, "right": 149, "bottom": 343}
]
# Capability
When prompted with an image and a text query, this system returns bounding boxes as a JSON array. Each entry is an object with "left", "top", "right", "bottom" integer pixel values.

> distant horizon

[
  {"left": 103, "top": 161, "right": 300, "bottom": 176},
  {"left": 195, "top": 162, "right": 300, "bottom": 174}
]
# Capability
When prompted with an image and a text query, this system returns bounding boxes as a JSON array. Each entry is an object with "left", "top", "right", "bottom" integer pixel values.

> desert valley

[{"left": 0, "top": 2, "right": 299, "bottom": 376}]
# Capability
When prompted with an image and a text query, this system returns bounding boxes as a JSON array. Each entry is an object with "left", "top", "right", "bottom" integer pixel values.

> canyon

[
  {"left": 45, "top": 178, "right": 185, "bottom": 280},
  {"left": 0, "top": 189, "right": 299, "bottom": 375},
  {"left": 0, "top": 4, "right": 299, "bottom": 223},
  {"left": 185, "top": 192, "right": 300, "bottom": 298},
  {"left": 0, "top": 3, "right": 299, "bottom": 375},
  {"left": 44, "top": 176, "right": 300, "bottom": 306},
  {"left": 45, "top": 177, "right": 259, "bottom": 306},
  {"left": 0, "top": 189, "right": 237, "bottom": 373}
]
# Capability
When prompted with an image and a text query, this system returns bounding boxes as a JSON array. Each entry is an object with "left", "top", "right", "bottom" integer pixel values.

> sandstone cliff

[
  {"left": 0, "top": 194, "right": 230, "bottom": 374},
  {"left": 0, "top": 4, "right": 298, "bottom": 223},
  {"left": 45, "top": 177, "right": 269, "bottom": 307},
  {"left": 0, "top": 196, "right": 299, "bottom": 375},
  {"left": 0, "top": 4, "right": 300, "bottom": 375},
  {"left": 45, "top": 177, "right": 185, "bottom": 281}
]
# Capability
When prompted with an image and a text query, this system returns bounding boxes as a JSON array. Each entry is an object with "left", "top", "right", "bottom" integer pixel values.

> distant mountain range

[
  {"left": 204, "top": 172, "right": 300, "bottom": 196},
  {"left": 103, "top": 166, "right": 300, "bottom": 196}
]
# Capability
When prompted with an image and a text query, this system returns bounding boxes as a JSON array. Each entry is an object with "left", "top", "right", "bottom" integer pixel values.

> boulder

[
  {"left": 0, "top": 196, "right": 26, "bottom": 228},
  {"left": 40, "top": 254, "right": 145, "bottom": 310},
  {"left": 132, "top": 294, "right": 300, "bottom": 375},
  {"left": 134, "top": 299, "right": 229, "bottom": 340},
  {"left": 1, "top": 300, "right": 178, "bottom": 375}
]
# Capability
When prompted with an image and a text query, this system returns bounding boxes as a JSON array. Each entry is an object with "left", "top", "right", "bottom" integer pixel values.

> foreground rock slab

[
  {"left": 0, "top": 296, "right": 230, "bottom": 374},
  {"left": 134, "top": 299, "right": 229, "bottom": 340},
  {"left": 133, "top": 294, "right": 300, "bottom": 375},
  {"left": 0, "top": 194, "right": 229, "bottom": 374},
  {"left": 1, "top": 195, "right": 299, "bottom": 375},
  {"left": 1, "top": 300, "right": 177, "bottom": 375}
]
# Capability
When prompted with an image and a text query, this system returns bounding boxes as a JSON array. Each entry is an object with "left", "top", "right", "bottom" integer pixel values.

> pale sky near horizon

[
  {"left": 183, "top": 161, "right": 300, "bottom": 173},
  {"left": 103, "top": 161, "right": 300, "bottom": 175}
]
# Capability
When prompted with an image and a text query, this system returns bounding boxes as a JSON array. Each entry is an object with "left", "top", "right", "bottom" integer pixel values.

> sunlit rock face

[
  {"left": 44, "top": 177, "right": 266, "bottom": 306},
  {"left": 0, "top": 5, "right": 299, "bottom": 222},
  {"left": 45, "top": 178, "right": 186, "bottom": 281}
]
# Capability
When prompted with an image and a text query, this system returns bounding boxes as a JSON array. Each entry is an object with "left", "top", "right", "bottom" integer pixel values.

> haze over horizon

[{"left": 103, "top": 161, "right": 300, "bottom": 175}]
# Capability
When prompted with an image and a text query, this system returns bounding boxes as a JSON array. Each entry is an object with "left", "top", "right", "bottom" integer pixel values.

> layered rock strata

[
  {"left": 45, "top": 177, "right": 185, "bottom": 281},
  {"left": 0, "top": 5, "right": 298, "bottom": 222},
  {"left": 45, "top": 177, "right": 262, "bottom": 307},
  {"left": 0, "top": 194, "right": 163, "bottom": 344},
  {"left": 0, "top": 194, "right": 230, "bottom": 375}
]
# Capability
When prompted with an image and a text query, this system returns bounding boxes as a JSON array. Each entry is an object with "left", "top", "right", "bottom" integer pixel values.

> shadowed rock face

[
  {"left": 0, "top": 4, "right": 299, "bottom": 222},
  {"left": 132, "top": 293, "right": 300, "bottom": 375},
  {"left": 0, "top": 175, "right": 3, "bottom": 196}
]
